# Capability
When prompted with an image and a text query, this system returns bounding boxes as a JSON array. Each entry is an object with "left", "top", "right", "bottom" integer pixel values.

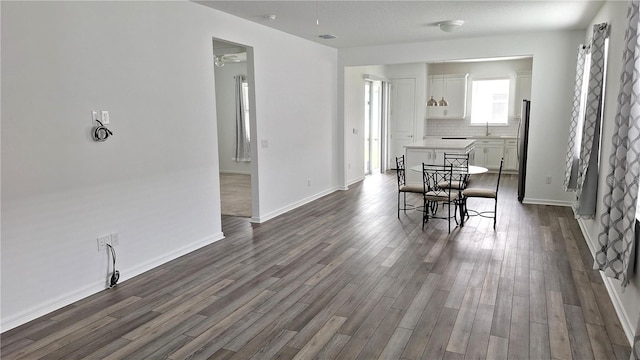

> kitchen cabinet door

[
  {"left": 484, "top": 145, "right": 504, "bottom": 170},
  {"left": 405, "top": 148, "right": 436, "bottom": 184},
  {"left": 473, "top": 140, "right": 504, "bottom": 170},
  {"left": 504, "top": 139, "right": 519, "bottom": 170},
  {"left": 427, "top": 74, "right": 468, "bottom": 120},
  {"left": 504, "top": 145, "right": 518, "bottom": 170},
  {"left": 433, "top": 149, "right": 446, "bottom": 166}
]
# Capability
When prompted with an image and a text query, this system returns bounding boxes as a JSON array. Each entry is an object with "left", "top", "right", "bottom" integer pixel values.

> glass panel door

[{"left": 365, "top": 81, "right": 382, "bottom": 175}]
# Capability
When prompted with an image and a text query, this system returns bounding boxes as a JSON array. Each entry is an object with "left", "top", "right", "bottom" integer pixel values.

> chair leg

[
  {"left": 422, "top": 198, "right": 428, "bottom": 230},
  {"left": 447, "top": 200, "right": 451, "bottom": 233},
  {"left": 404, "top": 193, "right": 408, "bottom": 215},
  {"left": 493, "top": 198, "right": 497, "bottom": 229},
  {"left": 397, "top": 192, "right": 400, "bottom": 218},
  {"left": 452, "top": 201, "right": 459, "bottom": 226}
]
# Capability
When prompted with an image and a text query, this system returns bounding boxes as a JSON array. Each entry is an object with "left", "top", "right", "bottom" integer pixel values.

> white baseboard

[
  {"left": 521, "top": 198, "right": 573, "bottom": 207},
  {"left": 219, "top": 170, "right": 251, "bottom": 175},
  {"left": 119, "top": 232, "right": 225, "bottom": 285},
  {"left": 1, "top": 232, "right": 224, "bottom": 332},
  {"left": 1, "top": 281, "right": 111, "bottom": 333},
  {"left": 347, "top": 176, "right": 365, "bottom": 187},
  {"left": 250, "top": 187, "right": 341, "bottom": 224},
  {"left": 576, "top": 218, "right": 635, "bottom": 345}
]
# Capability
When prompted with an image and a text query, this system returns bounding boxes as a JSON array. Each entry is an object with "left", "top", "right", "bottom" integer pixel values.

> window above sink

[{"left": 470, "top": 78, "right": 510, "bottom": 125}]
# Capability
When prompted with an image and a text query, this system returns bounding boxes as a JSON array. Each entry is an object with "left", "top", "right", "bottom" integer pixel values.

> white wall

[
  {"left": 251, "top": 38, "right": 338, "bottom": 222},
  {"left": 214, "top": 62, "right": 251, "bottom": 174},
  {"left": 343, "top": 67, "right": 368, "bottom": 185},
  {"left": 1, "top": 1, "right": 337, "bottom": 330},
  {"left": 339, "top": 31, "right": 581, "bottom": 205},
  {"left": 577, "top": 0, "right": 640, "bottom": 344}
]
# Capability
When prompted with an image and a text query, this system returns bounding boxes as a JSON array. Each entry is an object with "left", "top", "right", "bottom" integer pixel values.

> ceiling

[{"left": 196, "top": 1, "right": 605, "bottom": 49}]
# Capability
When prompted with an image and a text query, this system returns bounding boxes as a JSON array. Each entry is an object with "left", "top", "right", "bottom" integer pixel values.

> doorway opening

[
  {"left": 364, "top": 79, "right": 389, "bottom": 175},
  {"left": 213, "top": 38, "right": 257, "bottom": 221}
]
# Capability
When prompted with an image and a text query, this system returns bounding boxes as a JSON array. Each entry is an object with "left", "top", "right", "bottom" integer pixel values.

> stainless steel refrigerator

[{"left": 517, "top": 99, "right": 531, "bottom": 202}]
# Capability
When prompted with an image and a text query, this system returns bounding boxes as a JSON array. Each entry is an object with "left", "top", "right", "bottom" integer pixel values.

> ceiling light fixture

[
  {"left": 214, "top": 56, "right": 224, "bottom": 67},
  {"left": 437, "top": 20, "right": 464, "bottom": 33},
  {"left": 264, "top": 14, "right": 277, "bottom": 21},
  {"left": 318, "top": 34, "right": 337, "bottom": 40}
]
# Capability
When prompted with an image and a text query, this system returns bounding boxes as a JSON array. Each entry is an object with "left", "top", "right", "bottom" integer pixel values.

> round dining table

[
  {"left": 409, "top": 164, "right": 488, "bottom": 174},
  {"left": 409, "top": 164, "right": 488, "bottom": 227}
]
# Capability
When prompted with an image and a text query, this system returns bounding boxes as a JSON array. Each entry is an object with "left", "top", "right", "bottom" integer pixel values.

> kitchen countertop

[
  {"left": 404, "top": 138, "right": 476, "bottom": 149},
  {"left": 432, "top": 135, "right": 517, "bottom": 140}
]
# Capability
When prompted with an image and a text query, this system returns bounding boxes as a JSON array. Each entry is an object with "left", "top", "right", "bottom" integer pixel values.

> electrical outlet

[
  {"left": 97, "top": 235, "right": 110, "bottom": 251},
  {"left": 109, "top": 233, "right": 120, "bottom": 246},
  {"left": 91, "top": 111, "right": 99, "bottom": 124},
  {"left": 100, "top": 110, "right": 110, "bottom": 125}
]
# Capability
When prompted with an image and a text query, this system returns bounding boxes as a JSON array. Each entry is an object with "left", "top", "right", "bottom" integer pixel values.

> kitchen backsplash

[{"left": 426, "top": 118, "right": 520, "bottom": 137}]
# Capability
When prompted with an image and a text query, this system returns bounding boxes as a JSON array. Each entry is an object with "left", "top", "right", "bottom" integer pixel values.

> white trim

[
  {"left": 576, "top": 217, "right": 635, "bottom": 346},
  {"left": 219, "top": 170, "right": 251, "bottom": 175},
  {"left": 521, "top": 198, "right": 573, "bottom": 207},
  {"left": 363, "top": 73, "right": 388, "bottom": 82},
  {"left": 0, "top": 232, "right": 224, "bottom": 332},
  {"left": 601, "top": 275, "right": 635, "bottom": 345},
  {"left": 250, "top": 187, "right": 341, "bottom": 224},
  {"left": 347, "top": 176, "right": 365, "bottom": 187}
]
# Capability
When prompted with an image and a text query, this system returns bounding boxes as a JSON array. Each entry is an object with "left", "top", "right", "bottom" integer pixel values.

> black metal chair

[
  {"left": 395, "top": 155, "right": 423, "bottom": 218},
  {"left": 462, "top": 158, "right": 504, "bottom": 229},
  {"left": 439, "top": 152, "right": 470, "bottom": 191},
  {"left": 422, "top": 164, "right": 463, "bottom": 233}
]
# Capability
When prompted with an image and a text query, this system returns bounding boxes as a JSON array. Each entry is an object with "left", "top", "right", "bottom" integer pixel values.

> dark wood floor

[{"left": 1, "top": 172, "right": 632, "bottom": 359}]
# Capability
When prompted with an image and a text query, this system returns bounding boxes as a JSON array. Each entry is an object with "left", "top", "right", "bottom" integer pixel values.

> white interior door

[{"left": 390, "top": 78, "right": 416, "bottom": 168}]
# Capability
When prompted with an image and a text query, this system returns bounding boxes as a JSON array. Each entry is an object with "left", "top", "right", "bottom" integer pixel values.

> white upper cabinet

[{"left": 427, "top": 74, "right": 468, "bottom": 120}]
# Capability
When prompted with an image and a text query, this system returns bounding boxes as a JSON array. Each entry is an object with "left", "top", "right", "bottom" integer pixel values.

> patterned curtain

[
  {"left": 234, "top": 75, "right": 251, "bottom": 162},
  {"left": 576, "top": 23, "right": 610, "bottom": 217},
  {"left": 564, "top": 45, "right": 588, "bottom": 191},
  {"left": 593, "top": 1, "right": 639, "bottom": 358},
  {"left": 635, "top": 314, "right": 639, "bottom": 360}
]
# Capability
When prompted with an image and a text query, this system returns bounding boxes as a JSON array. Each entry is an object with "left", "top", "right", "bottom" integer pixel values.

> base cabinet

[
  {"left": 473, "top": 140, "right": 504, "bottom": 170},
  {"left": 404, "top": 148, "right": 447, "bottom": 184},
  {"left": 472, "top": 139, "right": 519, "bottom": 171},
  {"left": 504, "top": 140, "right": 519, "bottom": 171},
  {"left": 404, "top": 141, "right": 475, "bottom": 184}
]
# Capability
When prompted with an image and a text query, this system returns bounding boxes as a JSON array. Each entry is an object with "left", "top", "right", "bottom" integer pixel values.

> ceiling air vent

[{"left": 318, "top": 34, "right": 337, "bottom": 40}]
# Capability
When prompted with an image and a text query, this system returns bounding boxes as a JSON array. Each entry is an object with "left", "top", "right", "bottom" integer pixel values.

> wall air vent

[{"left": 318, "top": 34, "right": 337, "bottom": 39}]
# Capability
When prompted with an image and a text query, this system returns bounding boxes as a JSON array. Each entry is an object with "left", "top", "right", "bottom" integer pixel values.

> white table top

[{"left": 410, "top": 164, "right": 488, "bottom": 175}]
